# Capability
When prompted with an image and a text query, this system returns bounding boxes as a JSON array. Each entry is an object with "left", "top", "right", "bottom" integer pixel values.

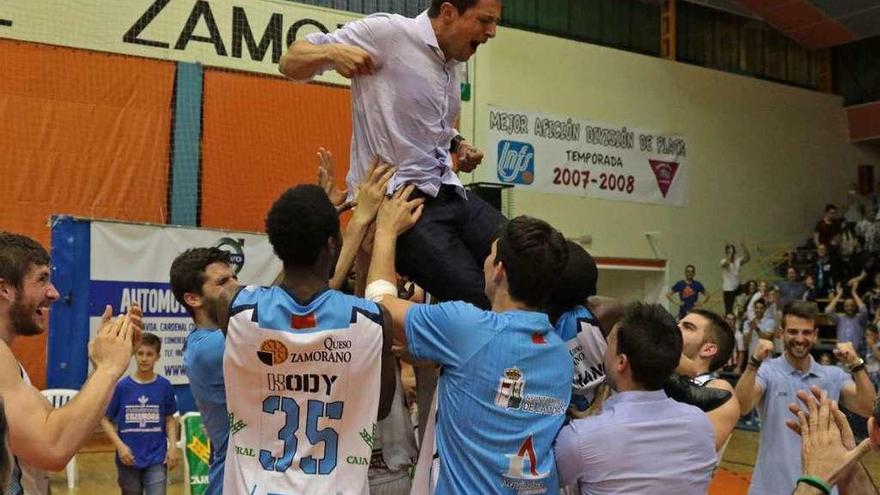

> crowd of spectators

[{"left": 717, "top": 184, "right": 880, "bottom": 392}]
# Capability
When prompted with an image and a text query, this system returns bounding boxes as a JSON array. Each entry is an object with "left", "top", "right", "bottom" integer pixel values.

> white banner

[
  {"left": 89, "top": 221, "right": 282, "bottom": 384},
  {"left": 486, "top": 106, "right": 689, "bottom": 206},
  {"left": 0, "top": 0, "right": 359, "bottom": 83}
]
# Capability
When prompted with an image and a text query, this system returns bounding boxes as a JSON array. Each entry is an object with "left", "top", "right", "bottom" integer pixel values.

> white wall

[{"left": 461, "top": 27, "right": 880, "bottom": 305}]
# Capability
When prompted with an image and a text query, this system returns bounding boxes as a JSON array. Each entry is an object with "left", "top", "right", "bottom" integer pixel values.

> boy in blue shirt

[
  {"left": 668, "top": 265, "right": 709, "bottom": 319},
  {"left": 102, "top": 333, "right": 179, "bottom": 495}
]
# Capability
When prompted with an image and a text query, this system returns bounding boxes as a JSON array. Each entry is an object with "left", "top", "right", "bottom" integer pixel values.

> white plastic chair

[{"left": 40, "top": 388, "right": 79, "bottom": 489}]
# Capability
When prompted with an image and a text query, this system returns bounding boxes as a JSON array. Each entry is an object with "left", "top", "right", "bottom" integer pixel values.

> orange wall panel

[
  {"left": 201, "top": 70, "right": 352, "bottom": 233},
  {"left": 0, "top": 40, "right": 175, "bottom": 388}
]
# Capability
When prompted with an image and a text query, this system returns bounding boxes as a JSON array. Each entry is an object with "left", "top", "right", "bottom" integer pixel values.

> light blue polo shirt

[{"left": 748, "top": 356, "right": 854, "bottom": 495}]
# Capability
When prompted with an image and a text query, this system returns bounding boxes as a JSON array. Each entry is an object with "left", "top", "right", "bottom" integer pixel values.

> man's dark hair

[
  {"left": 782, "top": 300, "right": 817, "bottom": 326},
  {"left": 753, "top": 298, "right": 766, "bottom": 308},
  {"left": 0, "top": 232, "right": 50, "bottom": 290},
  {"left": 266, "top": 185, "right": 340, "bottom": 269},
  {"left": 494, "top": 216, "right": 567, "bottom": 308},
  {"left": 140, "top": 332, "right": 162, "bottom": 353},
  {"left": 428, "top": 0, "right": 487, "bottom": 17},
  {"left": 170, "top": 247, "right": 233, "bottom": 317},
  {"left": 825, "top": 204, "right": 837, "bottom": 213},
  {"left": 685, "top": 264, "right": 696, "bottom": 271},
  {"left": 547, "top": 241, "right": 597, "bottom": 323},
  {"left": 690, "top": 309, "right": 735, "bottom": 372},
  {"left": 616, "top": 302, "right": 682, "bottom": 390}
]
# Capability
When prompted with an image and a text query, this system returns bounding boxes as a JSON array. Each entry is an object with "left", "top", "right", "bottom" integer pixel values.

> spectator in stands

[
  {"left": 866, "top": 325, "right": 880, "bottom": 391},
  {"left": 826, "top": 283, "right": 869, "bottom": 357},
  {"left": 856, "top": 272, "right": 880, "bottom": 316},
  {"left": 855, "top": 209, "right": 880, "bottom": 253},
  {"left": 766, "top": 287, "right": 781, "bottom": 322},
  {"left": 734, "top": 301, "right": 876, "bottom": 495},
  {"left": 778, "top": 267, "right": 807, "bottom": 307},
  {"left": 813, "top": 244, "right": 839, "bottom": 293},
  {"left": 848, "top": 253, "right": 879, "bottom": 296},
  {"left": 667, "top": 265, "right": 709, "bottom": 320},
  {"left": 843, "top": 184, "right": 865, "bottom": 229},
  {"left": 802, "top": 274, "right": 822, "bottom": 303},
  {"left": 720, "top": 243, "right": 750, "bottom": 315},
  {"left": 839, "top": 224, "right": 861, "bottom": 268},
  {"left": 726, "top": 312, "right": 746, "bottom": 374},
  {"left": 735, "top": 280, "right": 758, "bottom": 315},
  {"left": 746, "top": 280, "right": 769, "bottom": 322},
  {"left": 743, "top": 298, "right": 777, "bottom": 359},
  {"left": 814, "top": 204, "right": 841, "bottom": 249},
  {"left": 555, "top": 303, "right": 717, "bottom": 494}
]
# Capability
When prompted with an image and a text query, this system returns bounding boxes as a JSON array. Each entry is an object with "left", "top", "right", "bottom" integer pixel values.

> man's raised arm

[
  {"left": 2, "top": 306, "right": 138, "bottom": 471},
  {"left": 280, "top": 40, "right": 374, "bottom": 80}
]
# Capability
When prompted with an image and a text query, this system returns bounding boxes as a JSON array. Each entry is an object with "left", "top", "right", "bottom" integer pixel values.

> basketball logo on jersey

[
  {"left": 495, "top": 367, "right": 525, "bottom": 409},
  {"left": 257, "top": 339, "right": 289, "bottom": 366},
  {"left": 501, "top": 435, "right": 549, "bottom": 494}
]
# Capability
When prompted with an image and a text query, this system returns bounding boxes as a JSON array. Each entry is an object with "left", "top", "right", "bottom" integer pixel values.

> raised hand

[
  {"left": 753, "top": 339, "right": 775, "bottom": 362},
  {"left": 833, "top": 342, "right": 858, "bottom": 366},
  {"left": 376, "top": 185, "right": 425, "bottom": 236},
  {"left": 351, "top": 158, "right": 396, "bottom": 226},
  {"left": 88, "top": 305, "right": 138, "bottom": 376},
  {"left": 316, "top": 147, "right": 349, "bottom": 208},
  {"left": 785, "top": 386, "right": 873, "bottom": 487}
]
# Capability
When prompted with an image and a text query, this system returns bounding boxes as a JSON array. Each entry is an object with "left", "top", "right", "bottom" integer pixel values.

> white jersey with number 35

[{"left": 222, "top": 286, "right": 384, "bottom": 495}]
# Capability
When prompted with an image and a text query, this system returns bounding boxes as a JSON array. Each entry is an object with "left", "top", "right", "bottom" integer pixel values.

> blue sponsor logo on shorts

[{"left": 497, "top": 141, "right": 535, "bottom": 185}]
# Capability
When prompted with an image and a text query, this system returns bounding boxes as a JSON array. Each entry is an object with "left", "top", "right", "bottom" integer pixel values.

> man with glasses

[{"left": 734, "top": 301, "right": 876, "bottom": 495}]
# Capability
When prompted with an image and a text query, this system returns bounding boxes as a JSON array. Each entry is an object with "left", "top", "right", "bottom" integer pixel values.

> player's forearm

[
  {"left": 30, "top": 367, "right": 121, "bottom": 469},
  {"left": 367, "top": 229, "right": 397, "bottom": 290},
  {"left": 330, "top": 219, "right": 368, "bottom": 289},
  {"left": 279, "top": 41, "right": 335, "bottom": 80},
  {"left": 851, "top": 371, "right": 877, "bottom": 417},
  {"left": 367, "top": 229, "right": 412, "bottom": 342},
  {"left": 839, "top": 462, "right": 879, "bottom": 495},
  {"left": 793, "top": 484, "right": 825, "bottom": 495},
  {"left": 733, "top": 366, "right": 760, "bottom": 413},
  {"left": 707, "top": 394, "right": 740, "bottom": 451}
]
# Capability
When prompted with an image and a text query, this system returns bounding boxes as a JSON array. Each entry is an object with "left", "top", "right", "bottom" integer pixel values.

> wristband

[
  {"left": 749, "top": 356, "right": 763, "bottom": 369},
  {"left": 848, "top": 362, "right": 866, "bottom": 374},
  {"left": 365, "top": 279, "right": 398, "bottom": 302},
  {"left": 796, "top": 476, "right": 831, "bottom": 495}
]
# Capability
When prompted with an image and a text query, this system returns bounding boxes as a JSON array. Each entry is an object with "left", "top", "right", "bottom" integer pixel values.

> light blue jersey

[
  {"left": 553, "top": 306, "right": 606, "bottom": 412},
  {"left": 183, "top": 327, "right": 227, "bottom": 495},
  {"left": 405, "top": 301, "right": 572, "bottom": 495}
]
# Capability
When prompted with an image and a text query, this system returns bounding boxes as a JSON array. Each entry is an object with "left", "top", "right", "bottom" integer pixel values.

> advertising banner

[{"left": 486, "top": 105, "right": 689, "bottom": 206}]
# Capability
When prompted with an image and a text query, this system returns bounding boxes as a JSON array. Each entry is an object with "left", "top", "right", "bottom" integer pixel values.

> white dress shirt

[
  {"left": 305, "top": 11, "right": 464, "bottom": 198},
  {"left": 555, "top": 389, "right": 717, "bottom": 495}
]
